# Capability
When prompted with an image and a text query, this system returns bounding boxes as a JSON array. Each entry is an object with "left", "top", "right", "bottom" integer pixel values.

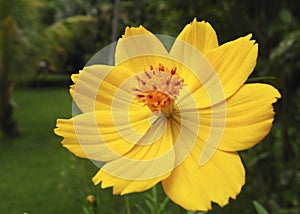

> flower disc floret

[{"left": 132, "top": 64, "right": 184, "bottom": 112}]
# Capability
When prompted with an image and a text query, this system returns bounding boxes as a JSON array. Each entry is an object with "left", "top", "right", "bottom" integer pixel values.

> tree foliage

[
  {"left": 0, "top": 0, "right": 39, "bottom": 137},
  {"left": 40, "top": 15, "right": 97, "bottom": 74}
]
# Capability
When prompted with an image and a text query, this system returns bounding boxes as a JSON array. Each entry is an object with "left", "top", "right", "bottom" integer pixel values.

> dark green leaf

[{"left": 253, "top": 200, "right": 269, "bottom": 214}]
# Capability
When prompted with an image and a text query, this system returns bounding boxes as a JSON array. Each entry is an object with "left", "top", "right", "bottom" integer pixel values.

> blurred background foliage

[{"left": 0, "top": 0, "right": 299, "bottom": 213}]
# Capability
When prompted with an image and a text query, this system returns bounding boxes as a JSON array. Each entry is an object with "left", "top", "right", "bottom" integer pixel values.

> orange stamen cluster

[
  {"left": 136, "top": 91, "right": 172, "bottom": 112},
  {"left": 133, "top": 64, "right": 184, "bottom": 113}
]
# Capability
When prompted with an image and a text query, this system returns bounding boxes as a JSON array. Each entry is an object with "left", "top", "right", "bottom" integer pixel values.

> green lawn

[{"left": 0, "top": 87, "right": 101, "bottom": 213}]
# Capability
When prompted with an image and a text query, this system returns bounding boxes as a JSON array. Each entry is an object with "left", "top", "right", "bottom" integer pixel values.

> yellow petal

[
  {"left": 93, "top": 170, "right": 168, "bottom": 195},
  {"left": 115, "top": 25, "right": 168, "bottom": 67},
  {"left": 169, "top": 19, "right": 220, "bottom": 109},
  {"left": 169, "top": 35, "right": 220, "bottom": 108},
  {"left": 71, "top": 65, "right": 113, "bottom": 112},
  {"left": 70, "top": 73, "right": 80, "bottom": 96},
  {"left": 174, "top": 100, "right": 224, "bottom": 166},
  {"left": 176, "top": 34, "right": 257, "bottom": 109},
  {"left": 208, "top": 83, "right": 280, "bottom": 151},
  {"left": 179, "top": 83, "right": 280, "bottom": 164},
  {"left": 204, "top": 34, "right": 258, "bottom": 100},
  {"left": 71, "top": 64, "right": 136, "bottom": 113},
  {"left": 54, "top": 109, "right": 152, "bottom": 162},
  {"left": 93, "top": 119, "right": 175, "bottom": 194},
  {"left": 172, "top": 18, "right": 219, "bottom": 55},
  {"left": 162, "top": 145, "right": 245, "bottom": 211}
]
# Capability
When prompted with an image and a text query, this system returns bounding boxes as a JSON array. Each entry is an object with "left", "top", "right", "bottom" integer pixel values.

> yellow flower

[{"left": 54, "top": 19, "right": 281, "bottom": 211}]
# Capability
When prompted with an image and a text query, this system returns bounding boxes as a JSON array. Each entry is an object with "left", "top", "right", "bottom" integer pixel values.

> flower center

[{"left": 132, "top": 64, "right": 184, "bottom": 116}]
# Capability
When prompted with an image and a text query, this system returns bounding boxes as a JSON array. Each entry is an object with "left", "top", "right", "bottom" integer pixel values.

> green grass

[{"left": 0, "top": 87, "right": 100, "bottom": 213}]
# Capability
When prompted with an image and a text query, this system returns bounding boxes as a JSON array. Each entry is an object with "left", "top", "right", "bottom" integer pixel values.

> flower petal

[
  {"left": 71, "top": 64, "right": 136, "bottom": 113},
  {"left": 54, "top": 109, "right": 152, "bottom": 162},
  {"left": 115, "top": 25, "right": 168, "bottom": 69},
  {"left": 93, "top": 170, "right": 168, "bottom": 195},
  {"left": 200, "top": 83, "right": 281, "bottom": 152},
  {"left": 71, "top": 65, "right": 113, "bottom": 113},
  {"left": 204, "top": 34, "right": 258, "bottom": 100},
  {"left": 173, "top": 34, "right": 257, "bottom": 109},
  {"left": 162, "top": 146, "right": 245, "bottom": 211},
  {"left": 169, "top": 38, "right": 220, "bottom": 108},
  {"left": 93, "top": 118, "right": 175, "bottom": 194},
  {"left": 173, "top": 18, "right": 219, "bottom": 55}
]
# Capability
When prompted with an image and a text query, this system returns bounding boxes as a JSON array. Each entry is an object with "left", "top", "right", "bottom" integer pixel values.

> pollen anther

[{"left": 133, "top": 63, "right": 184, "bottom": 113}]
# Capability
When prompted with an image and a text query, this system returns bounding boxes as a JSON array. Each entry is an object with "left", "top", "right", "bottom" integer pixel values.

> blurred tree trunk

[
  {"left": 109, "top": 0, "right": 120, "bottom": 65},
  {"left": 111, "top": 0, "right": 120, "bottom": 42},
  {"left": 0, "top": 16, "right": 20, "bottom": 137}
]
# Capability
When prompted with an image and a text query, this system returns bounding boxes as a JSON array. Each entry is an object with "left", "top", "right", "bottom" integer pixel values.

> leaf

[
  {"left": 253, "top": 200, "right": 269, "bottom": 214},
  {"left": 279, "top": 9, "right": 292, "bottom": 25},
  {"left": 135, "top": 204, "right": 148, "bottom": 214},
  {"left": 186, "top": 211, "right": 207, "bottom": 214},
  {"left": 82, "top": 206, "right": 93, "bottom": 214},
  {"left": 145, "top": 199, "right": 155, "bottom": 214},
  {"left": 158, "top": 197, "right": 170, "bottom": 211},
  {"left": 246, "top": 77, "right": 275, "bottom": 83},
  {"left": 269, "top": 30, "right": 300, "bottom": 62}
]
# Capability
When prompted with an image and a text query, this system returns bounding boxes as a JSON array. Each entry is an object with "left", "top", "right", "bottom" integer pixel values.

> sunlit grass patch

[{"left": 0, "top": 87, "right": 97, "bottom": 213}]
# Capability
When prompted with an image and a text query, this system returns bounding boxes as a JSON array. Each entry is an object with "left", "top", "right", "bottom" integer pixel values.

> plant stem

[
  {"left": 152, "top": 185, "right": 158, "bottom": 211},
  {"left": 125, "top": 195, "right": 131, "bottom": 214}
]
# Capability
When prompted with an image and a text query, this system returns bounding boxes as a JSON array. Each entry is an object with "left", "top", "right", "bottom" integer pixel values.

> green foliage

[
  {"left": 0, "top": 0, "right": 39, "bottom": 82},
  {"left": 186, "top": 211, "right": 206, "bottom": 214},
  {"left": 253, "top": 201, "right": 269, "bottom": 214},
  {"left": 40, "top": 15, "right": 97, "bottom": 73},
  {"left": 270, "top": 30, "right": 300, "bottom": 64},
  {"left": 0, "top": 16, "right": 21, "bottom": 137},
  {"left": 135, "top": 186, "right": 170, "bottom": 214},
  {"left": 0, "top": 0, "right": 41, "bottom": 137}
]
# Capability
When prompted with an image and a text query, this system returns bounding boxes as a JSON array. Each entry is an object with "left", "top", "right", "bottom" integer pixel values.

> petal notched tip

[
  {"left": 174, "top": 18, "right": 219, "bottom": 56},
  {"left": 244, "top": 33, "right": 257, "bottom": 47},
  {"left": 92, "top": 170, "right": 163, "bottom": 196},
  {"left": 190, "top": 17, "right": 207, "bottom": 25},
  {"left": 71, "top": 73, "right": 79, "bottom": 84},
  {"left": 274, "top": 88, "right": 282, "bottom": 99},
  {"left": 121, "top": 25, "right": 151, "bottom": 39},
  {"left": 54, "top": 118, "right": 69, "bottom": 132}
]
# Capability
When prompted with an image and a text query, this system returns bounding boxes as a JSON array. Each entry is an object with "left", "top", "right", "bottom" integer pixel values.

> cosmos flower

[{"left": 54, "top": 19, "right": 281, "bottom": 211}]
